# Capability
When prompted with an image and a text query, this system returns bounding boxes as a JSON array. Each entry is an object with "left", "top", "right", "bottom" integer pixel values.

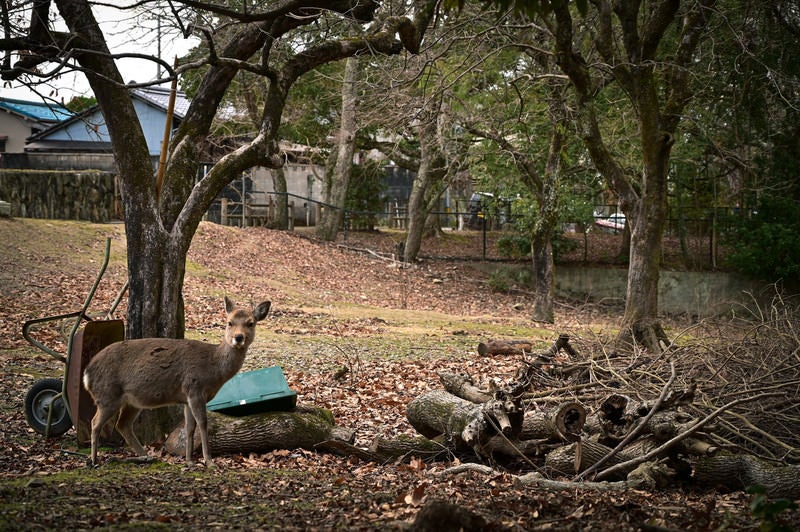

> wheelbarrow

[{"left": 22, "top": 238, "right": 127, "bottom": 445}]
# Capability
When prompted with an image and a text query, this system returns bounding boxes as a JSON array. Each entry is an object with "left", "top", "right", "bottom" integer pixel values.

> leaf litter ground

[{"left": 0, "top": 218, "right": 794, "bottom": 530}]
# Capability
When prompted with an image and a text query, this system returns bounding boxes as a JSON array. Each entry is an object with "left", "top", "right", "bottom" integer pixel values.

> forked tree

[
  {"left": 547, "top": 0, "right": 717, "bottom": 351},
  {"left": 0, "top": 0, "right": 437, "bottom": 340}
]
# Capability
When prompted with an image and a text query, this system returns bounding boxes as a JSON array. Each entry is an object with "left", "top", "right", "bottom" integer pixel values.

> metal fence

[{"left": 207, "top": 192, "right": 729, "bottom": 267}]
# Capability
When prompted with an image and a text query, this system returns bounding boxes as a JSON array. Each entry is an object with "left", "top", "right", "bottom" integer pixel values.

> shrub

[{"left": 725, "top": 195, "right": 800, "bottom": 288}]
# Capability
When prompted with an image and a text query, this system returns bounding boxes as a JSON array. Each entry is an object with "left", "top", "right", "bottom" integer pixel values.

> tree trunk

[
  {"left": 550, "top": 0, "right": 715, "bottom": 353},
  {"left": 268, "top": 167, "right": 290, "bottom": 230},
  {"left": 530, "top": 231, "right": 555, "bottom": 323},
  {"left": 615, "top": 129, "right": 672, "bottom": 353},
  {"left": 51, "top": 0, "right": 438, "bottom": 443},
  {"left": 404, "top": 110, "right": 447, "bottom": 263},
  {"left": 529, "top": 84, "right": 566, "bottom": 323},
  {"left": 317, "top": 55, "right": 359, "bottom": 241}
]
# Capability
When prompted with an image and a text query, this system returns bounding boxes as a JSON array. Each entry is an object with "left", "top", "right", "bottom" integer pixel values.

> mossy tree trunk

[
  {"left": 550, "top": 0, "right": 716, "bottom": 352},
  {"left": 25, "top": 0, "right": 438, "bottom": 445},
  {"left": 164, "top": 406, "right": 353, "bottom": 457}
]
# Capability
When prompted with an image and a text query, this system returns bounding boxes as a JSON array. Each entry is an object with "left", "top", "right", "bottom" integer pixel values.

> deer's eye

[
  {"left": 246, "top": 320, "right": 254, "bottom": 327},
  {"left": 228, "top": 321, "right": 233, "bottom": 327}
]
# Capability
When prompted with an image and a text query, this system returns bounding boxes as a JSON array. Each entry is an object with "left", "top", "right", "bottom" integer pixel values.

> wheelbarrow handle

[{"left": 22, "top": 311, "right": 88, "bottom": 363}]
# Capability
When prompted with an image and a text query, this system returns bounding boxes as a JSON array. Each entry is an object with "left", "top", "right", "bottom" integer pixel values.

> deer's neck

[{"left": 215, "top": 343, "right": 248, "bottom": 378}]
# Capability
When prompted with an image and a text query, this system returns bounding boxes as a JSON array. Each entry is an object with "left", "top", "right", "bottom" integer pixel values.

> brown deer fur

[{"left": 83, "top": 297, "right": 271, "bottom": 468}]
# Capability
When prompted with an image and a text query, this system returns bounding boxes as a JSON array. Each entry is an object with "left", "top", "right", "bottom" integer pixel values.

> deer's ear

[
  {"left": 225, "top": 296, "right": 235, "bottom": 313},
  {"left": 254, "top": 301, "right": 271, "bottom": 321}
]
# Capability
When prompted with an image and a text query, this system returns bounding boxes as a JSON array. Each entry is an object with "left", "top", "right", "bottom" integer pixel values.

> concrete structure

[{"left": 554, "top": 265, "right": 763, "bottom": 317}]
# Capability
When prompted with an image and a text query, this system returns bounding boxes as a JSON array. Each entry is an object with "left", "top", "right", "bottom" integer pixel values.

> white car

[{"left": 595, "top": 213, "right": 626, "bottom": 232}]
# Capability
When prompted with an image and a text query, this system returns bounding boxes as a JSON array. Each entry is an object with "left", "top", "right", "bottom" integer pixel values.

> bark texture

[
  {"left": 404, "top": 107, "right": 448, "bottom": 263},
  {"left": 164, "top": 405, "right": 348, "bottom": 456},
  {"left": 550, "top": 0, "right": 717, "bottom": 351},
  {"left": 317, "top": 55, "right": 359, "bottom": 241}
]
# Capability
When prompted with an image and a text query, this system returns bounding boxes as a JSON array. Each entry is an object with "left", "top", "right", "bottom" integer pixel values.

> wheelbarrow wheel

[{"left": 24, "top": 378, "right": 73, "bottom": 437}]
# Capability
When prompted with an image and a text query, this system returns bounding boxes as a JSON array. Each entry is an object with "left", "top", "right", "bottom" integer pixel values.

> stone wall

[
  {"left": 555, "top": 265, "right": 765, "bottom": 317},
  {"left": 0, "top": 170, "right": 118, "bottom": 222}
]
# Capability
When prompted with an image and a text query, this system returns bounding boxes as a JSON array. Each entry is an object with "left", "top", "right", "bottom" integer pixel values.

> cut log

[
  {"left": 406, "top": 390, "right": 483, "bottom": 443},
  {"left": 368, "top": 435, "right": 451, "bottom": 461},
  {"left": 644, "top": 410, "right": 695, "bottom": 442},
  {"left": 478, "top": 340, "right": 534, "bottom": 356},
  {"left": 626, "top": 461, "right": 677, "bottom": 489},
  {"left": 406, "top": 390, "right": 522, "bottom": 452},
  {"left": 545, "top": 439, "right": 632, "bottom": 480},
  {"left": 694, "top": 454, "right": 800, "bottom": 499},
  {"left": 508, "top": 334, "right": 578, "bottom": 395},
  {"left": 520, "top": 401, "right": 586, "bottom": 441},
  {"left": 483, "top": 435, "right": 558, "bottom": 457},
  {"left": 597, "top": 393, "right": 638, "bottom": 441},
  {"left": 514, "top": 471, "right": 645, "bottom": 491},
  {"left": 438, "top": 372, "right": 492, "bottom": 403},
  {"left": 165, "top": 405, "right": 348, "bottom": 457}
]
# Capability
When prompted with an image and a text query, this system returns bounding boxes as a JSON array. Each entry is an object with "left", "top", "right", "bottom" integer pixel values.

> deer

[{"left": 83, "top": 296, "right": 271, "bottom": 468}]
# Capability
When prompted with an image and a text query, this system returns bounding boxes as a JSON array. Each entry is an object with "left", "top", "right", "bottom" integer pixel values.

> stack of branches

[{"left": 373, "top": 292, "right": 800, "bottom": 497}]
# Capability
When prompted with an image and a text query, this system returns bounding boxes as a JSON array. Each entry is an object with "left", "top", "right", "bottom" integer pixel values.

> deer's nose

[{"left": 234, "top": 333, "right": 245, "bottom": 345}]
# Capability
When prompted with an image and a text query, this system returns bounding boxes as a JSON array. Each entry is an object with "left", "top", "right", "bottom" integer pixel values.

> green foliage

[
  {"left": 497, "top": 234, "right": 531, "bottom": 258},
  {"left": 487, "top": 269, "right": 511, "bottom": 292},
  {"left": 65, "top": 95, "right": 96, "bottom": 112},
  {"left": 551, "top": 231, "right": 578, "bottom": 260},
  {"left": 345, "top": 160, "right": 387, "bottom": 228},
  {"left": 497, "top": 229, "right": 577, "bottom": 262},
  {"left": 443, "top": 0, "right": 587, "bottom": 18},
  {"left": 725, "top": 195, "right": 800, "bottom": 286},
  {"left": 487, "top": 266, "right": 532, "bottom": 292},
  {"left": 747, "top": 485, "right": 798, "bottom": 532}
]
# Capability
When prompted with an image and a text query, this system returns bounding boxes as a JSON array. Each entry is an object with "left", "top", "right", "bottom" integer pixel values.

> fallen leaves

[{"left": 1, "top": 220, "right": 796, "bottom": 530}]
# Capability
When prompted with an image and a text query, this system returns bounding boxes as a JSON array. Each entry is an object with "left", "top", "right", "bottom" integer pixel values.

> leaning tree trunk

[
  {"left": 316, "top": 55, "right": 359, "bottom": 242},
  {"left": 404, "top": 111, "right": 447, "bottom": 263}
]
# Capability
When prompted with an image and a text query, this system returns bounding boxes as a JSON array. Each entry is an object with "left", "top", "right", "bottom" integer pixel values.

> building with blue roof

[
  {"left": 22, "top": 85, "right": 190, "bottom": 171},
  {"left": 0, "top": 97, "right": 73, "bottom": 153}
]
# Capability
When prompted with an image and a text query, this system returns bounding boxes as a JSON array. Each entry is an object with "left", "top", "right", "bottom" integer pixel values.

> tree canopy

[{"left": 2, "top": 0, "right": 798, "bottom": 348}]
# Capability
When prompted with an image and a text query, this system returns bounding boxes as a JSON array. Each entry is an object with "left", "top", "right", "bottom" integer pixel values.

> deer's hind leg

[
  {"left": 89, "top": 403, "right": 118, "bottom": 466},
  {"left": 115, "top": 404, "right": 146, "bottom": 456}
]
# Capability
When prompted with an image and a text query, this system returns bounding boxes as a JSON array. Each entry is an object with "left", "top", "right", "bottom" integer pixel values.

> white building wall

[{"left": 0, "top": 112, "right": 36, "bottom": 152}]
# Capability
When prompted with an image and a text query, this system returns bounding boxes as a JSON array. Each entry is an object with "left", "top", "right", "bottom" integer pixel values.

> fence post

[
  {"left": 288, "top": 200, "right": 295, "bottom": 231},
  {"left": 221, "top": 198, "right": 228, "bottom": 226},
  {"left": 482, "top": 213, "right": 487, "bottom": 260},
  {"left": 268, "top": 196, "right": 274, "bottom": 224}
]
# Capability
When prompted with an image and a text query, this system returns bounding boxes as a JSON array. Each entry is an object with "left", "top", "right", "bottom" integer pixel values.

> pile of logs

[
  {"left": 398, "top": 334, "right": 799, "bottom": 498},
  {"left": 164, "top": 329, "right": 798, "bottom": 498}
]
